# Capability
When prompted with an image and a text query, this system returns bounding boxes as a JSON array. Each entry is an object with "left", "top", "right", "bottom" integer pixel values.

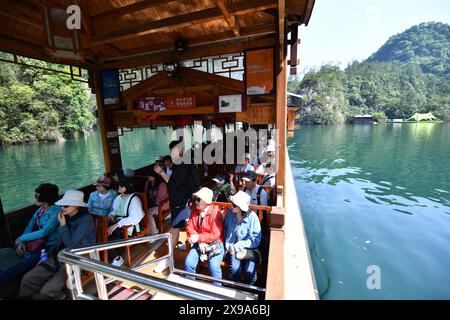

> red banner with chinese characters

[{"left": 138, "top": 95, "right": 196, "bottom": 112}]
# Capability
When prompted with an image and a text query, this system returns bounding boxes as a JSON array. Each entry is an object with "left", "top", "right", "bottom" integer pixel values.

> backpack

[
  {"left": 260, "top": 174, "right": 274, "bottom": 186},
  {"left": 115, "top": 194, "right": 141, "bottom": 235},
  {"left": 243, "top": 186, "right": 264, "bottom": 206}
]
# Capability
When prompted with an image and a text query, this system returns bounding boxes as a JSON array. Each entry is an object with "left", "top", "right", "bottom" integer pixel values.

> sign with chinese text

[
  {"left": 245, "top": 48, "right": 274, "bottom": 96},
  {"left": 138, "top": 95, "right": 196, "bottom": 112}
]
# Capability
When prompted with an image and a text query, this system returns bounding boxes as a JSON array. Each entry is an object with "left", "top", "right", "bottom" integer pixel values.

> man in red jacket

[{"left": 185, "top": 187, "right": 224, "bottom": 285}]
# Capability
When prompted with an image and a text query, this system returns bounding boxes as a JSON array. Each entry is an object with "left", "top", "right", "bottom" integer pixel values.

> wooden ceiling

[{"left": 0, "top": 0, "right": 315, "bottom": 70}]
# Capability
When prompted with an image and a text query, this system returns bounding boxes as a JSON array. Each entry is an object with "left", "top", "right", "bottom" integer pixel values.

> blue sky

[{"left": 297, "top": 0, "right": 450, "bottom": 74}]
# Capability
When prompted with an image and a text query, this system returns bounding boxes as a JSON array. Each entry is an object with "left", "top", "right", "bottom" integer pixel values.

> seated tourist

[
  {"left": 259, "top": 163, "right": 276, "bottom": 188},
  {"left": 234, "top": 153, "right": 255, "bottom": 173},
  {"left": 241, "top": 171, "right": 268, "bottom": 206},
  {"left": 225, "top": 191, "right": 262, "bottom": 285},
  {"left": 87, "top": 176, "right": 118, "bottom": 217},
  {"left": 212, "top": 173, "right": 236, "bottom": 202},
  {"left": 108, "top": 177, "right": 144, "bottom": 237},
  {"left": 0, "top": 184, "right": 61, "bottom": 288},
  {"left": 18, "top": 190, "right": 96, "bottom": 300},
  {"left": 144, "top": 170, "right": 169, "bottom": 236},
  {"left": 255, "top": 143, "right": 276, "bottom": 175},
  {"left": 185, "top": 188, "right": 224, "bottom": 285}
]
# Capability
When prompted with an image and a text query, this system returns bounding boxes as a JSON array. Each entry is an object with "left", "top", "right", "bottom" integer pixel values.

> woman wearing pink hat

[{"left": 87, "top": 175, "right": 118, "bottom": 217}]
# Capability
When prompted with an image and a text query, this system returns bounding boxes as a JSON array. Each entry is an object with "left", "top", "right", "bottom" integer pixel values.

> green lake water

[
  {"left": 1, "top": 124, "right": 449, "bottom": 299},
  {"left": 289, "top": 123, "right": 450, "bottom": 299},
  {"left": 0, "top": 127, "right": 173, "bottom": 212}
]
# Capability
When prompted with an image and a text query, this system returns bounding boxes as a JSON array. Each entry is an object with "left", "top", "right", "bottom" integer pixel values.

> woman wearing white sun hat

[
  {"left": 224, "top": 191, "right": 262, "bottom": 285},
  {"left": 18, "top": 190, "right": 96, "bottom": 300},
  {"left": 185, "top": 187, "right": 224, "bottom": 285}
]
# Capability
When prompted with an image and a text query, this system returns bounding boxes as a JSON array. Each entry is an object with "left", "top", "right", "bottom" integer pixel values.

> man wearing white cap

[
  {"left": 212, "top": 173, "right": 236, "bottom": 202},
  {"left": 242, "top": 171, "right": 268, "bottom": 206},
  {"left": 225, "top": 191, "right": 262, "bottom": 285},
  {"left": 255, "top": 143, "right": 276, "bottom": 175},
  {"left": 234, "top": 153, "right": 255, "bottom": 174},
  {"left": 185, "top": 187, "right": 224, "bottom": 285}
]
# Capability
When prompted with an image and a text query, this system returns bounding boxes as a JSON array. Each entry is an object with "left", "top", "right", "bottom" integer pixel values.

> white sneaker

[
  {"left": 177, "top": 242, "right": 187, "bottom": 251},
  {"left": 153, "top": 259, "right": 169, "bottom": 273},
  {"left": 111, "top": 256, "right": 124, "bottom": 267}
]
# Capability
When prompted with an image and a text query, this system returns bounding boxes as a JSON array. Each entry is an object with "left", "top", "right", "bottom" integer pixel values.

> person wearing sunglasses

[
  {"left": 0, "top": 184, "right": 60, "bottom": 293},
  {"left": 224, "top": 191, "right": 262, "bottom": 285},
  {"left": 185, "top": 187, "right": 224, "bottom": 285},
  {"left": 18, "top": 190, "right": 96, "bottom": 300}
]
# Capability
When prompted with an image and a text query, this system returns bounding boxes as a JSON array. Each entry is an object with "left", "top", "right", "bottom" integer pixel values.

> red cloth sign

[{"left": 138, "top": 95, "right": 196, "bottom": 112}]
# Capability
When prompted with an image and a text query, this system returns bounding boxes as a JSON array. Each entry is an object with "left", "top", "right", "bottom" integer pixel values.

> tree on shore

[{"left": 0, "top": 54, "right": 96, "bottom": 145}]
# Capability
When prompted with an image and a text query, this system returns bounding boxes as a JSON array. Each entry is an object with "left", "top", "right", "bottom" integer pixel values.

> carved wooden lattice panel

[{"left": 119, "top": 53, "right": 244, "bottom": 91}]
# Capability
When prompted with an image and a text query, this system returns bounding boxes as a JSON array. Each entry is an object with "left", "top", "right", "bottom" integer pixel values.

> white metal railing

[{"left": 58, "top": 234, "right": 264, "bottom": 300}]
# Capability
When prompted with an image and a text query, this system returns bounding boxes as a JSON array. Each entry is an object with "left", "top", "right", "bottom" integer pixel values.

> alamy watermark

[
  {"left": 66, "top": 5, "right": 81, "bottom": 30},
  {"left": 366, "top": 265, "right": 381, "bottom": 290},
  {"left": 169, "top": 122, "right": 278, "bottom": 173}
]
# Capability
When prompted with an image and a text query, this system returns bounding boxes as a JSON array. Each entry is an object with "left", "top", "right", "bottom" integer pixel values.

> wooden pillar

[
  {"left": 275, "top": 0, "right": 287, "bottom": 203},
  {"left": 93, "top": 71, "right": 123, "bottom": 174}
]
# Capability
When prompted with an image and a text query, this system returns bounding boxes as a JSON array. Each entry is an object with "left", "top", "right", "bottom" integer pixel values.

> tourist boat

[{"left": 0, "top": 0, "right": 318, "bottom": 300}]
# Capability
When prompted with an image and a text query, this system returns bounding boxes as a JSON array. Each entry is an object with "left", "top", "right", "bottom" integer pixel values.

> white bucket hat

[
  {"left": 55, "top": 190, "right": 88, "bottom": 207},
  {"left": 229, "top": 191, "right": 251, "bottom": 212},
  {"left": 193, "top": 187, "right": 214, "bottom": 204},
  {"left": 266, "top": 143, "right": 276, "bottom": 152}
]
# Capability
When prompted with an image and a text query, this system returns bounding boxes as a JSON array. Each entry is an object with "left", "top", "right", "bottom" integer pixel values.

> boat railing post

[
  {"left": 65, "top": 263, "right": 79, "bottom": 300},
  {"left": 90, "top": 250, "right": 109, "bottom": 300},
  {"left": 0, "top": 196, "right": 13, "bottom": 247}
]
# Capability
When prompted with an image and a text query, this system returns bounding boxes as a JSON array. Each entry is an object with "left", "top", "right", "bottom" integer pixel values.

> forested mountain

[
  {"left": 367, "top": 22, "right": 449, "bottom": 78},
  {"left": 0, "top": 54, "right": 95, "bottom": 144},
  {"left": 289, "top": 22, "right": 450, "bottom": 124}
]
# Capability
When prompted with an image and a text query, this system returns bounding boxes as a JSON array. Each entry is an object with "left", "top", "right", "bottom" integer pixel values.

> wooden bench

[{"left": 157, "top": 199, "right": 171, "bottom": 234}]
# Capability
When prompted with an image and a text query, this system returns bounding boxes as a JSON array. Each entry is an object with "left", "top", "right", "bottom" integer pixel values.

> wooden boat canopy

[
  {"left": 0, "top": 0, "right": 319, "bottom": 300},
  {"left": 0, "top": 0, "right": 314, "bottom": 70}
]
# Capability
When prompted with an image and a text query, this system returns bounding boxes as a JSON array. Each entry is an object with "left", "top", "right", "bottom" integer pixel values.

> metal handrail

[{"left": 58, "top": 234, "right": 255, "bottom": 300}]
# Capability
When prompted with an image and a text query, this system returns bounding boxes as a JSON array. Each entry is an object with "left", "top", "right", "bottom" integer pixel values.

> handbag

[
  {"left": 205, "top": 240, "right": 223, "bottom": 260},
  {"left": 235, "top": 248, "right": 262, "bottom": 263},
  {"left": 24, "top": 212, "right": 47, "bottom": 252},
  {"left": 25, "top": 238, "right": 46, "bottom": 252}
]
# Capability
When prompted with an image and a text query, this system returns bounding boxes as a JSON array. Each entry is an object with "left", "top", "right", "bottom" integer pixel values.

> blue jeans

[
  {"left": 185, "top": 243, "right": 224, "bottom": 286},
  {"left": 0, "top": 250, "right": 40, "bottom": 286},
  {"left": 228, "top": 253, "right": 257, "bottom": 285}
]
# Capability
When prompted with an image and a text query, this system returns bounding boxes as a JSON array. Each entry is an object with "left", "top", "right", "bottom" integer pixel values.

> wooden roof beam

[
  {"left": 101, "top": 35, "right": 275, "bottom": 70},
  {"left": 102, "top": 23, "right": 275, "bottom": 62},
  {"left": 87, "top": 0, "right": 277, "bottom": 47},
  {"left": 76, "top": 0, "right": 93, "bottom": 37},
  {"left": 216, "top": 0, "right": 240, "bottom": 37},
  {"left": 90, "top": 0, "right": 179, "bottom": 23},
  {"left": 0, "top": 0, "right": 44, "bottom": 29}
]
